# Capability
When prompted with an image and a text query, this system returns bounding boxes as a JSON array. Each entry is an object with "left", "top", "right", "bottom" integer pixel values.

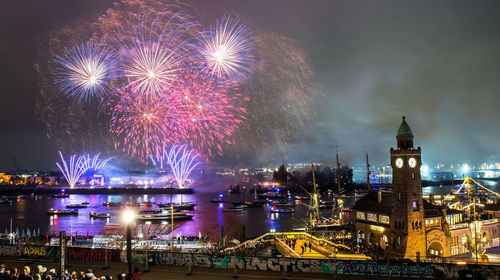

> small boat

[
  {"left": 90, "top": 212, "right": 110, "bottom": 219},
  {"left": 210, "top": 197, "right": 226, "bottom": 203},
  {"left": 157, "top": 202, "right": 196, "bottom": 211},
  {"left": 136, "top": 212, "right": 193, "bottom": 221},
  {"left": 103, "top": 202, "right": 122, "bottom": 207},
  {"left": 270, "top": 208, "right": 295, "bottom": 214},
  {"left": 47, "top": 208, "right": 78, "bottom": 215},
  {"left": 269, "top": 200, "right": 295, "bottom": 206},
  {"left": 258, "top": 192, "right": 285, "bottom": 199},
  {"left": 222, "top": 207, "right": 246, "bottom": 212},
  {"left": 0, "top": 199, "right": 12, "bottom": 205},
  {"left": 52, "top": 193, "right": 70, "bottom": 198},
  {"left": 66, "top": 204, "right": 88, "bottom": 209}
]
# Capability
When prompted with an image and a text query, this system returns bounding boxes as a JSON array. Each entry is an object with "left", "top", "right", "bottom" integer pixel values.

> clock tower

[{"left": 389, "top": 117, "right": 426, "bottom": 261}]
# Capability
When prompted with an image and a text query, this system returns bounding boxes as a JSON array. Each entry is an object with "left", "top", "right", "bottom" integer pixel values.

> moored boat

[
  {"left": 90, "top": 212, "right": 110, "bottom": 219},
  {"left": 103, "top": 202, "right": 122, "bottom": 207},
  {"left": 222, "top": 207, "right": 246, "bottom": 212},
  {"left": 66, "top": 204, "right": 88, "bottom": 209},
  {"left": 270, "top": 208, "right": 295, "bottom": 214},
  {"left": 136, "top": 212, "right": 193, "bottom": 221},
  {"left": 52, "top": 193, "right": 70, "bottom": 198},
  {"left": 47, "top": 208, "right": 78, "bottom": 215}
]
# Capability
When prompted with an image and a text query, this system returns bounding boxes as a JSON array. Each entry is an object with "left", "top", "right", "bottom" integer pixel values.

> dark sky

[{"left": 1, "top": 0, "right": 499, "bottom": 170}]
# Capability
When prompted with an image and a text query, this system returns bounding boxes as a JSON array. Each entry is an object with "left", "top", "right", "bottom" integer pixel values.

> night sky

[{"left": 1, "top": 0, "right": 499, "bottom": 170}]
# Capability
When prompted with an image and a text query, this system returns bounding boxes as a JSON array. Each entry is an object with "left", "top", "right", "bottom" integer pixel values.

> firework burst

[
  {"left": 109, "top": 89, "right": 183, "bottom": 161},
  {"left": 54, "top": 40, "right": 117, "bottom": 103},
  {"left": 198, "top": 16, "right": 254, "bottom": 80},
  {"left": 116, "top": 13, "right": 197, "bottom": 97},
  {"left": 167, "top": 71, "right": 247, "bottom": 156}
]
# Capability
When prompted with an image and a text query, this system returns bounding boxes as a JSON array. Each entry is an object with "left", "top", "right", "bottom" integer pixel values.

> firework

[
  {"left": 56, "top": 152, "right": 87, "bottom": 188},
  {"left": 167, "top": 71, "right": 247, "bottom": 156},
  {"left": 38, "top": 1, "right": 314, "bottom": 165},
  {"left": 79, "top": 153, "right": 114, "bottom": 171},
  {"left": 164, "top": 145, "right": 200, "bottom": 188},
  {"left": 56, "top": 151, "right": 112, "bottom": 188},
  {"left": 53, "top": 40, "right": 117, "bottom": 103},
  {"left": 116, "top": 13, "right": 196, "bottom": 97},
  {"left": 109, "top": 89, "right": 183, "bottom": 161},
  {"left": 198, "top": 16, "right": 254, "bottom": 80}
]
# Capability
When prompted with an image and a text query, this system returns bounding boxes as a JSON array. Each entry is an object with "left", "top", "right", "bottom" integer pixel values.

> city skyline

[{"left": 1, "top": 0, "right": 499, "bottom": 170}]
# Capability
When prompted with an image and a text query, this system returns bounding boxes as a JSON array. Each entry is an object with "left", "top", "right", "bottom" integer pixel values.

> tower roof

[{"left": 397, "top": 116, "right": 413, "bottom": 138}]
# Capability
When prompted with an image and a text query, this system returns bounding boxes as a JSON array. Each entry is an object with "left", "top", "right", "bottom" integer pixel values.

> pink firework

[
  {"left": 116, "top": 12, "right": 197, "bottom": 98},
  {"left": 167, "top": 71, "right": 248, "bottom": 156},
  {"left": 109, "top": 89, "right": 183, "bottom": 161}
]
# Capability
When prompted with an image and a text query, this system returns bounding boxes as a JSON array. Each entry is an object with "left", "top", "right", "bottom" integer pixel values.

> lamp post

[{"left": 122, "top": 209, "right": 136, "bottom": 275}]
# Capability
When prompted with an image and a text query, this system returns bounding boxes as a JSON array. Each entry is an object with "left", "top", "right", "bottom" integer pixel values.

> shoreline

[{"left": 0, "top": 186, "right": 194, "bottom": 195}]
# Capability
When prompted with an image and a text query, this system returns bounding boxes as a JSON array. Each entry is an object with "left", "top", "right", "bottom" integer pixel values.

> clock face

[
  {"left": 395, "top": 158, "right": 404, "bottom": 168},
  {"left": 409, "top": 158, "right": 417, "bottom": 168}
]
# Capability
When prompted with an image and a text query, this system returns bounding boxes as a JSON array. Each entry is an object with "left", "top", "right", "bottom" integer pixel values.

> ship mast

[
  {"left": 336, "top": 146, "right": 343, "bottom": 195},
  {"left": 366, "top": 152, "right": 371, "bottom": 193}
]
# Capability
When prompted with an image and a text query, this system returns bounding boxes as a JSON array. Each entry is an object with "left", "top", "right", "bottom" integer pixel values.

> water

[
  {"left": 2, "top": 179, "right": 498, "bottom": 239},
  {"left": 0, "top": 192, "right": 325, "bottom": 239}
]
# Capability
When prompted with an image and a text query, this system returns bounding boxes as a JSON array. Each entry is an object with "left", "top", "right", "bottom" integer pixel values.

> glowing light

[
  {"left": 462, "top": 164, "right": 471, "bottom": 173},
  {"left": 122, "top": 209, "right": 136, "bottom": 224},
  {"left": 198, "top": 16, "right": 254, "bottom": 80},
  {"left": 54, "top": 40, "right": 117, "bottom": 103}
]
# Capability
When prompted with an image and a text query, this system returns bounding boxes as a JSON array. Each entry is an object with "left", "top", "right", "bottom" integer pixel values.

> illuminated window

[
  {"left": 356, "top": 211, "right": 365, "bottom": 220},
  {"left": 367, "top": 213, "right": 377, "bottom": 222},
  {"left": 412, "top": 200, "right": 419, "bottom": 211},
  {"left": 379, "top": 215, "right": 390, "bottom": 224},
  {"left": 430, "top": 219, "right": 433, "bottom": 224}
]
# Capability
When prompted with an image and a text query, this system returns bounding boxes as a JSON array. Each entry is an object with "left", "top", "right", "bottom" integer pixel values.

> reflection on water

[{"left": 1, "top": 180, "right": 498, "bottom": 238}]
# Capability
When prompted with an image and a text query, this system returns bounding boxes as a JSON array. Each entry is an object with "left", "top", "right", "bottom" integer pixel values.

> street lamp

[{"left": 122, "top": 209, "right": 136, "bottom": 275}]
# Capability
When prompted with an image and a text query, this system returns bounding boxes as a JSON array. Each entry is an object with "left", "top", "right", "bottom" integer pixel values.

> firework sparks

[
  {"left": 117, "top": 13, "right": 196, "bottom": 97},
  {"left": 109, "top": 89, "right": 183, "bottom": 161},
  {"left": 54, "top": 40, "right": 117, "bottom": 103},
  {"left": 164, "top": 145, "right": 200, "bottom": 188},
  {"left": 198, "top": 16, "right": 254, "bottom": 80},
  {"left": 56, "top": 151, "right": 112, "bottom": 188},
  {"left": 167, "top": 71, "right": 247, "bottom": 156}
]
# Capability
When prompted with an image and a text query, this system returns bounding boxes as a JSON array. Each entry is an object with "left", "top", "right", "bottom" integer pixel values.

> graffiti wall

[
  {"left": 1, "top": 245, "right": 500, "bottom": 279},
  {"left": 148, "top": 253, "right": 436, "bottom": 277},
  {"left": 0, "top": 245, "right": 57, "bottom": 259},
  {"left": 67, "top": 247, "right": 120, "bottom": 262}
]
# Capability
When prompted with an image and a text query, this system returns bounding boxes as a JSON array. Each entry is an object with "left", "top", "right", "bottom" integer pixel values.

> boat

[
  {"left": 270, "top": 208, "right": 295, "bottom": 214},
  {"left": 103, "top": 202, "right": 122, "bottom": 207},
  {"left": 258, "top": 192, "right": 285, "bottom": 199},
  {"left": 136, "top": 212, "right": 193, "bottom": 221},
  {"left": 210, "top": 197, "right": 226, "bottom": 203},
  {"left": 0, "top": 199, "right": 11, "bottom": 205},
  {"left": 157, "top": 202, "right": 196, "bottom": 211},
  {"left": 47, "top": 208, "right": 78, "bottom": 215},
  {"left": 269, "top": 200, "right": 295, "bottom": 206},
  {"left": 222, "top": 207, "right": 246, "bottom": 212},
  {"left": 66, "top": 204, "right": 88, "bottom": 209},
  {"left": 52, "top": 193, "right": 70, "bottom": 198},
  {"left": 90, "top": 212, "right": 110, "bottom": 219}
]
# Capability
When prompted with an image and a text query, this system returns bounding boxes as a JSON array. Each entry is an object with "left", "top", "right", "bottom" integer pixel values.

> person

[
  {"left": 84, "top": 269, "right": 94, "bottom": 280},
  {"left": 18, "top": 266, "right": 33, "bottom": 280},
  {"left": 130, "top": 268, "right": 142, "bottom": 280}
]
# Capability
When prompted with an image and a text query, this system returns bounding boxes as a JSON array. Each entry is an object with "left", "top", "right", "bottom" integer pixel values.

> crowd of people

[{"left": 0, "top": 264, "right": 144, "bottom": 280}]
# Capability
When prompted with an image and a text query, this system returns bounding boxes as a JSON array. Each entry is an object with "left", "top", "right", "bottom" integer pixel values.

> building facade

[{"left": 352, "top": 117, "right": 500, "bottom": 261}]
